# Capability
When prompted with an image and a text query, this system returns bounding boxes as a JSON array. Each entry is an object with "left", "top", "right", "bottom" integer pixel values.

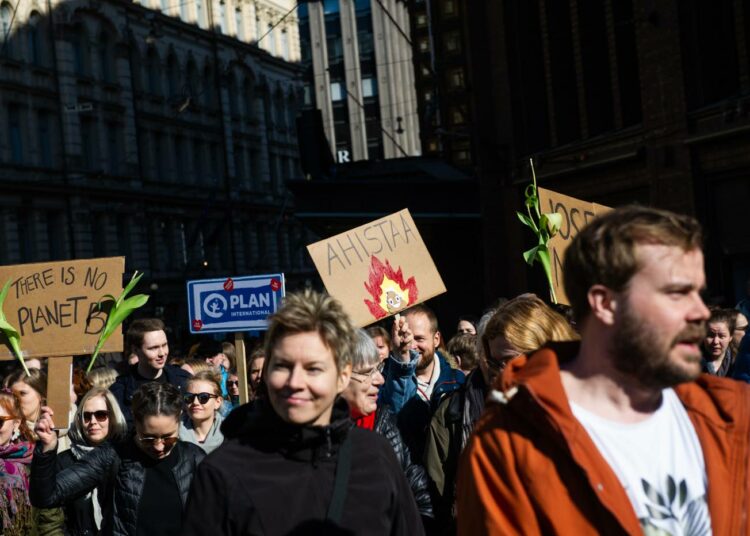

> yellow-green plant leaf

[
  {"left": 86, "top": 271, "right": 150, "bottom": 373},
  {"left": 523, "top": 246, "right": 539, "bottom": 265},
  {"left": 517, "top": 212, "right": 537, "bottom": 232},
  {"left": 0, "top": 279, "right": 28, "bottom": 376}
]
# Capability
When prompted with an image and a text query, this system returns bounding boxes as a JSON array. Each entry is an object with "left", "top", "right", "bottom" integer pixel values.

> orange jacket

[{"left": 456, "top": 342, "right": 750, "bottom": 535}]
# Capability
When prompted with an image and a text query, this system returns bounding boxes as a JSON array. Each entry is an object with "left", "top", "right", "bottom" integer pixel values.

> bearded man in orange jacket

[{"left": 458, "top": 205, "right": 750, "bottom": 535}]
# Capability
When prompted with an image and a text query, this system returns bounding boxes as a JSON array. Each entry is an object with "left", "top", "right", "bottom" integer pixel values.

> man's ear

[
  {"left": 588, "top": 285, "right": 618, "bottom": 326},
  {"left": 434, "top": 330, "right": 442, "bottom": 349}
]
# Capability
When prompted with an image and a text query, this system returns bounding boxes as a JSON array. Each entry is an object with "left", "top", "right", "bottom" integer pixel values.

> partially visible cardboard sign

[
  {"left": 47, "top": 356, "right": 72, "bottom": 429},
  {"left": 538, "top": 188, "right": 611, "bottom": 304},
  {"left": 186, "top": 273, "right": 285, "bottom": 334},
  {"left": 307, "top": 209, "right": 446, "bottom": 327},
  {"left": 0, "top": 257, "right": 125, "bottom": 360}
]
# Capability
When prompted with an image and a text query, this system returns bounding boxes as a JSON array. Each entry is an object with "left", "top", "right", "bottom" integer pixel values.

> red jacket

[{"left": 457, "top": 342, "right": 750, "bottom": 535}]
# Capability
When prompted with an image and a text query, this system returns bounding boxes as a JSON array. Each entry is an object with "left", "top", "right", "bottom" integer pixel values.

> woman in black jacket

[
  {"left": 182, "top": 290, "right": 424, "bottom": 536},
  {"left": 56, "top": 387, "right": 128, "bottom": 535},
  {"left": 342, "top": 329, "right": 433, "bottom": 522},
  {"left": 31, "top": 382, "right": 205, "bottom": 536}
]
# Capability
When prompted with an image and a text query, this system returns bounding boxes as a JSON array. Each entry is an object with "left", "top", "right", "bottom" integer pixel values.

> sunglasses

[
  {"left": 183, "top": 392, "right": 220, "bottom": 405},
  {"left": 226, "top": 380, "right": 239, "bottom": 387},
  {"left": 83, "top": 410, "right": 109, "bottom": 423},
  {"left": 136, "top": 435, "right": 179, "bottom": 448}
]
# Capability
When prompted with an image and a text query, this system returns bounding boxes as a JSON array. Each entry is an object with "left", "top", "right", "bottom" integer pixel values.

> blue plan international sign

[{"left": 186, "top": 274, "right": 285, "bottom": 334}]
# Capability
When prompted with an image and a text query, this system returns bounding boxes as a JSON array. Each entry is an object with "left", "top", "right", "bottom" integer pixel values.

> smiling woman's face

[{"left": 266, "top": 332, "right": 351, "bottom": 427}]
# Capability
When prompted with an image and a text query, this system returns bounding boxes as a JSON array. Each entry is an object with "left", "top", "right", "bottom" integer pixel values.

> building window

[
  {"left": 416, "top": 13, "right": 428, "bottom": 27},
  {"left": 27, "top": 12, "right": 43, "bottom": 66},
  {"left": 330, "top": 82, "right": 343, "bottom": 101},
  {"left": 175, "top": 136, "right": 185, "bottom": 179},
  {"left": 193, "top": 140, "right": 204, "bottom": 183},
  {"left": 442, "top": 0, "right": 457, "bottom": 17},
  {"left": 196, "top": 0, "right": 206, "bottom": 28},
  {"left": 180, "top": 0, "right": 189, "bottom": 21},
  {"left": 443, "top": 31, "right": 461, "bottom": 54},
  {"left": 80, "top": 118, "right": 96, "bottom": 170},
  {"left": 146, "top": 47, "right": 162, "bottom": 95},
  {"left": 267, "top": 24, "right": 276, "bottom": 55},
  {"left": 447, "top": 67, "right": 465, "bottom": 88},
  {"left": 235, "top": 7, "right": 244, "bottom": 40},
  {"left": 72, "top": 27, "right": 89, "bottom": 76},
  {"left": 167, "top": 54, "right": 179, "bottom": 97},
  {"left": 281, "top": 30, "right": 289, "bottom": 60},
  {"left": 255, "top": 17, "right": 262, "bottom": 42},
  {"left": 219, "top": 1, "right": 227, "bottom": 34},
  {"left": 7, "top": 104, "right": 23, "bottom": 164},
  {"left": 106, "top": 122, "right": 120, "bottom": 175},
  {"left": 37, "top": 110, "right": 52, "bottom": 166},
  {"left": 203, "top": 65, "right": 214, "bottom": 108},
  {"left": 418, "top": 37, "right": 429, "bottom": 53},
  {"left": 99, "top": 32, "right": 113, "bottom": 83},
  {"left": 450, "top": 105, "right": 467, "bottom": 125},
  {"left": 161, "top": 0, "right": 169, "bottom": 12},
  {"left": 362, "top": 78, "right": 377, "bottom": 98},
  {"left": 1, "top": 2, "right": 13, "bottom": 58}
]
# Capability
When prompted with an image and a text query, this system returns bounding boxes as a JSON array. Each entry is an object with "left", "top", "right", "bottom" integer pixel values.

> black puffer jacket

[
  {"left": 182, "top": 397, "right": 424, "bottom": 535},
  {"left": 30, "top": 439, "right": 205, "bottom": 536},
  {"left": 374, "top": 406, "right": 433, "bottom": 519}
]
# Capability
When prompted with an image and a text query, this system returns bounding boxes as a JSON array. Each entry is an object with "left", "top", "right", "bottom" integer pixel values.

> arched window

[
  {"left": 235, "top": 6, "right": 244, "bottom": 41},
  {"left": 72, "top": 25, "right": 90, "bottom": 76},
  {"left": 202, "top": 64, "right": 214, "bottom": 108},
  {"left": 243, "top": 77, "right": 255, "bottom": 120},
  {"left": 286, "top": 96, "right": 297, "bottom": 135},
  {"left": 274, "top": 93, "right": 286, "bottom": 129},
  {"left": 145, "top": 47, "right": 162, "bottom": 95},
  {"left": 166, "top": 54, "right": 179, "bottom": 98},
  {"left": 27, "top": 11, "right": 43, "bottom": 66},
  {"left": 227, "top": 73, "right": 238, "bottom": 116},
  {"left": 0, "top": 2, "right": 13, "bottom": 58},
  {"left": 99, "top": 32, "right": 114, "bottom": 83},
  {"left": 186, "top": 58, "right": 199, "bottom": 97}
]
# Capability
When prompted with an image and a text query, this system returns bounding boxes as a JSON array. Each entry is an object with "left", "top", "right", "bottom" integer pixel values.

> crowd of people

[{"left": 0, "top": 204, "right": 749, "bottom": 535}]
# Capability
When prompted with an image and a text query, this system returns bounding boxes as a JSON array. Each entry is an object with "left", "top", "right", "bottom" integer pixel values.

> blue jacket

[{"left": 380, "top": 350, "right": 464, "bottom": 458}]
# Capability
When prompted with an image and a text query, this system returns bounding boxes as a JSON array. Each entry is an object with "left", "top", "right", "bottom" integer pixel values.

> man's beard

[
  {"left": 611, "top": 303, "right": 705, "bottom": 389},
  {"left": 415, "top": 349, "right": 435, "bottom": 373}
]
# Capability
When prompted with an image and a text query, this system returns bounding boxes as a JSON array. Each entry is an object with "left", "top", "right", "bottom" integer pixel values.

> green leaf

[
  {"left": 0, "top": 279, "right": 28, "bottom": 376},
  {"left": 85, "top": 272, "right": 150, "bottom": 373},
  {"left": 523, "top": 246, "right": 539, "bottom": 265},
  {"left": 516, "top": 212, "right": 535, "bottom": 229}
]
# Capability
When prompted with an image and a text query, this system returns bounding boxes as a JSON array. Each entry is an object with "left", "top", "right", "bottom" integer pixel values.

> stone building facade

[{"left": 0, "top": 0, "right": 314, "bottom": 340}]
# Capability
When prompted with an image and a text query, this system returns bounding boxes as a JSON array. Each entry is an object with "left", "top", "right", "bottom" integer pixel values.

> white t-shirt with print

[{"left": 571, "top": 388, "right": 712, "bottom": 536}]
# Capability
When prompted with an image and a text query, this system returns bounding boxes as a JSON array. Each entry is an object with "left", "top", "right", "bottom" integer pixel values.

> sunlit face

[
  {"left": 82, "top": 395, "right": 110, "bottom": 445},
  {"left": 204, "top": 353, "right": 224, "bottom": 370},
  {"left": 135, "top": 414, "right": 180, "bottom": 460},
  {"left": 249, "top": 357, "right": 265, "bottom": 391},
  {"left": 266, "top": 332, "right": 351, "bottom": 427},
  {"left": 11, "top": 381, "right": 42, "bottom": 422},
  {"left": 704, "top": 321, "right": 731, "bottom": 361},
  {"left": 372, "top": 336, "right": 390, "bottom": 363},
  {"left": 609, "top": 245, "right": 710, "bottom": 388},
  {"left": 457, "top": 320, "right": 476, "bottom": 335},
  {"left": 136, "top": 330, "right": 169, "bottom": 373},
  {"left": 405, "top": 312, "right": 440, "bottom": 372},
  {"left": 733, "top": 313, "right": 747, "bottom": 349},
  {"left": 0, "top": 405, "right": 20, "bottom": 447},
  {"left": 341, "top": 364, "right": 384, "bottom": 419},
  {"left": 185, "top": 380, "right": 222, "bottom": 424}
]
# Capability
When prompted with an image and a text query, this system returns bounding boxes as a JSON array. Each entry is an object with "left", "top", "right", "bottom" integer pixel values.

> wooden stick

[
  {"left": 47, "top": 356, "right": 72, "bottom": 429},
  {"left": 235, "top": 332, "right": 249, "bottom": 405}
]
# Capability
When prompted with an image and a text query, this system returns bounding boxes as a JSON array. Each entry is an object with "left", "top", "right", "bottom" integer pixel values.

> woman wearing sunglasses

[
  {"left": 30, "top": 382, "right": 205, "bottom": 536},
  {"left": 183, "top": 290, "right": 422, "bottom": 535},
  {"left": 179, "top": 371, "right": 224, "bottom": 454},
  {"left": 52, "top": 387, "right": 127, "bottom": 535}
]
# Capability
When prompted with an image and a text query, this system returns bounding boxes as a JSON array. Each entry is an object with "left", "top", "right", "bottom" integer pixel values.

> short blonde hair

[
  {"left": 187, "top": 370, "right": 222, "bottom": 397},
  {"left": 264, "top": 289, "right": 355, "bottom": 372},
  {"left": 183, "top": 358, "right": 212, "bottom": 375},
  {"left": 87, "top": 367, "right": 119, "bottom": 390}
]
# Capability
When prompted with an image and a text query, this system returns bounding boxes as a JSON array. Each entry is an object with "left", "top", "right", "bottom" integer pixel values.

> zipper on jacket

[{"left": 325, "top": 427, "right": 332, "bottom": 458}]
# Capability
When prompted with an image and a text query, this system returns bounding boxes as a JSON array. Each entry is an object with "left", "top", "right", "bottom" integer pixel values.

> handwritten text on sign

[
  {"left": 537, "top": 188, "right": 610, "bottom": 305},
  {"left": 307, "top": 209, "right": 445, "bottom": 327},
  {"left": 0, "top": 257, "right": 125, "bottom": 359}
]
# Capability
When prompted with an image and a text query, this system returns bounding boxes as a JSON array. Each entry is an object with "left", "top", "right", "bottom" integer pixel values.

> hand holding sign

[{"left": 391, "top": 313, "right": 414, "bottom": 363}]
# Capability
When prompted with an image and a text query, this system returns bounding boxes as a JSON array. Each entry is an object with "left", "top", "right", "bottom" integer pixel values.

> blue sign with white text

[{"left": 186, "top": 273, "right": 285, "bottom": 334}]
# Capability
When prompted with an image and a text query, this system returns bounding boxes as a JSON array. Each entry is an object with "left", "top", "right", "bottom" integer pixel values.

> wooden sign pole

[
  {"left": 234, "top": 332, "right": 249, "bottom": 405},
  {"left": 47, "top": 356, "right": 72, "bottom": 429}
]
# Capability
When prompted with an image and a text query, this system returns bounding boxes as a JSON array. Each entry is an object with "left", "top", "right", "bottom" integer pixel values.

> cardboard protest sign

[
  {"left": 538, "top": 188, "right": 611, "bottom": 304},
  {"left": 0, "top": 257, "right": 125, "bottom": 360},
  {"left": 307, "top": 209, "right": 446, "bottom": 327}
]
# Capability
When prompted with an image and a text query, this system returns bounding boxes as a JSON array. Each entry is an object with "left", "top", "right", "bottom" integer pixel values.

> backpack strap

[{"left": 326, "top": 433, "right": 352, "bottom": 524}]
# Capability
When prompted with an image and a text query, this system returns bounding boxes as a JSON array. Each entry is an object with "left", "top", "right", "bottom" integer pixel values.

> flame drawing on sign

[{"left": 364, "top": 256, "right": 418, "bottom": 319}]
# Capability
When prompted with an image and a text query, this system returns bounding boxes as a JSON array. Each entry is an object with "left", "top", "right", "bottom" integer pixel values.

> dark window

[
  {"left": 8, "top": 104, "right": 23, "bottom": 164},
  {"left": 80, "top": 118, "right": 97, "bottom": 170},
  {"left": 545, "top": 0, "right": 580, "bottom": 144},
  {"left": 37, "top": 110, "right": 52, "bottom": 166},
  {"left": 612, "top": 0, "right": 642, "bottom": 126}
]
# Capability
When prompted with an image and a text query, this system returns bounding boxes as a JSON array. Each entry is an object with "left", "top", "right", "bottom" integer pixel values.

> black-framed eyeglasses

[
  {"left": 82, "top": 410, "right": 109, "bottom": 423},
  {"left": 183, "top": 392, "right": 220, "bottom": 405},
  {"left": 351, "top": 366, "right": 381, "bottom": 383},
  {"left": 226, "top": 380, "right": 239, "bottom": 387},
  {"left": 136, "top": 435, "right": 179, "bottom": 448}
]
